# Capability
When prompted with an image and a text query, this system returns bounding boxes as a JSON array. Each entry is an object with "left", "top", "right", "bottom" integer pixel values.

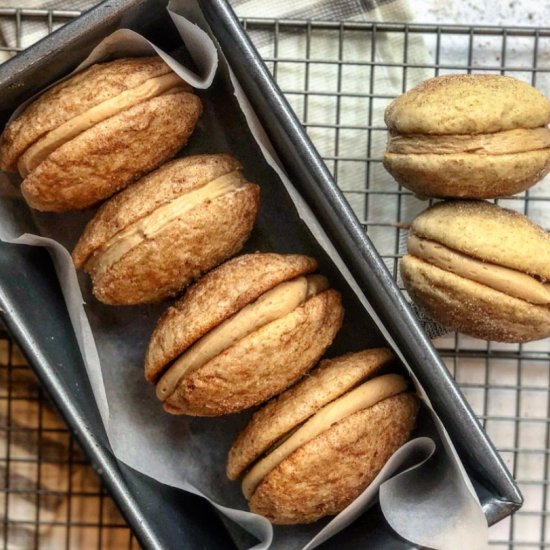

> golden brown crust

[
  {"left": 410, "top": 200, "right": 550, "bottom": 281},
  {"left": 73, "top": 154, "right": 241, "bottom": 268},
  {"left": 90, "top": 183, "right": 259, "bottom": 305},
  {"left": 0, "top": 56, "right": 180, "bottom": 172},
  {"left": 383, "top": 149, "right": 550, "bottom": 199},
  {"left": 162, "top": 289, "right": 344, "bottom": 416},
  {"left": 401, "top": 255, "right": 550, "bottom": 342},
  {"left": 385, "top": 74, "right": 550, "bottom": 135},
  {"left": 248, "top": 393, "right": 419, "bottom": 524},
  {"left": 21, "top": 92, "right": 202, "bottom": 212},
  {"left": 227, "top": 348, "right": 394, "bottom": 480},
  {"left": 145, "top": 253, "right": 319, "bottom": 383}
]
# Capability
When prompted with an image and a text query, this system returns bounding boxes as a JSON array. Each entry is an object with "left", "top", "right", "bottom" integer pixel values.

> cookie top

[
  {"left": 248, "top": 392, "right": 419, "bottom": 524},
  {"left": 1, "top": 56, "right": 185, "bottom": 171},
  {"left": 20, "top": 91, "right": 201, "bottom": 211},
  {"left": 410, "top": 200, "right": 550, "bottom": 281},
  {"left": 162, "top": 289, "right": 343, "bottom": 416},
  {"left": 144, "top": 253, "right": 318, "bottom": 382},
  {"left": 385, "top": 74, "right": 550, "bottom": 135},
  {"left": 227, "top": 348, "right": 395, "bottom": 479},
  {"left": 73, "top": 154, "right": 240, "bottom": 268},
  {"left": 86, "top": 174, "right": 259, "bottom": 305}
]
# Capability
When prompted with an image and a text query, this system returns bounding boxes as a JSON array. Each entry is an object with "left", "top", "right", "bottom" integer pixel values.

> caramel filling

[
  {"left": 409, "top": 234, "right": 550, "bottom": 305},
  {"left": 156, "top": 274, "right": 330, "bottom": 401},
  {"left": 387, "top": 127, "right": 550, "bottom": 155},
  {"left": 86, "top": 171, "right": 246, "bottom": 278},
  {"left": 241, "top": 373, "right": 408, "bottom": 500},
  {"left": 18, "top": 72, "right": 187, "bottom": 176}
]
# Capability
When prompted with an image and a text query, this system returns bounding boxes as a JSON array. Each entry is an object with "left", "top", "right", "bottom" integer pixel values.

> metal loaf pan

[{"left": 0, "top": 0, "right": 522, "bottom": 548}]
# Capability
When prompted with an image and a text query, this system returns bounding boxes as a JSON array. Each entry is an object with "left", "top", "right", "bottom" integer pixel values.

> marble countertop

[{"left": 414, "top": 0, "right": 549, "bottom": 27}]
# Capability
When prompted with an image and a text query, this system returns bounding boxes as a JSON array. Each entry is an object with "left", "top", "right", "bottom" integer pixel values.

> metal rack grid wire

[
  {"left": 0, "top": 327, "right": 139, "bottom": 549},
  {"left": 0, "top": 6, "right": 549, "bottom": 549}
]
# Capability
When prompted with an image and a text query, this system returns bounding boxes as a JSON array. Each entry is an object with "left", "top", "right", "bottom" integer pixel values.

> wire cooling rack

[{"left": 1, "top": 6, "right": 550, "bottom": 550}]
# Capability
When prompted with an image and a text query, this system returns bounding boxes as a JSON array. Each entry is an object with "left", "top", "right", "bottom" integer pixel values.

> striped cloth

[{"left": 0, "top": 0, "right": 413, "bottom": 50}]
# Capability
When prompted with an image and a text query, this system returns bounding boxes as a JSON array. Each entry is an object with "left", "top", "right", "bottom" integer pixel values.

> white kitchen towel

[{"left": 0, "top": 0, "right": 414, "bottom": 49}]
